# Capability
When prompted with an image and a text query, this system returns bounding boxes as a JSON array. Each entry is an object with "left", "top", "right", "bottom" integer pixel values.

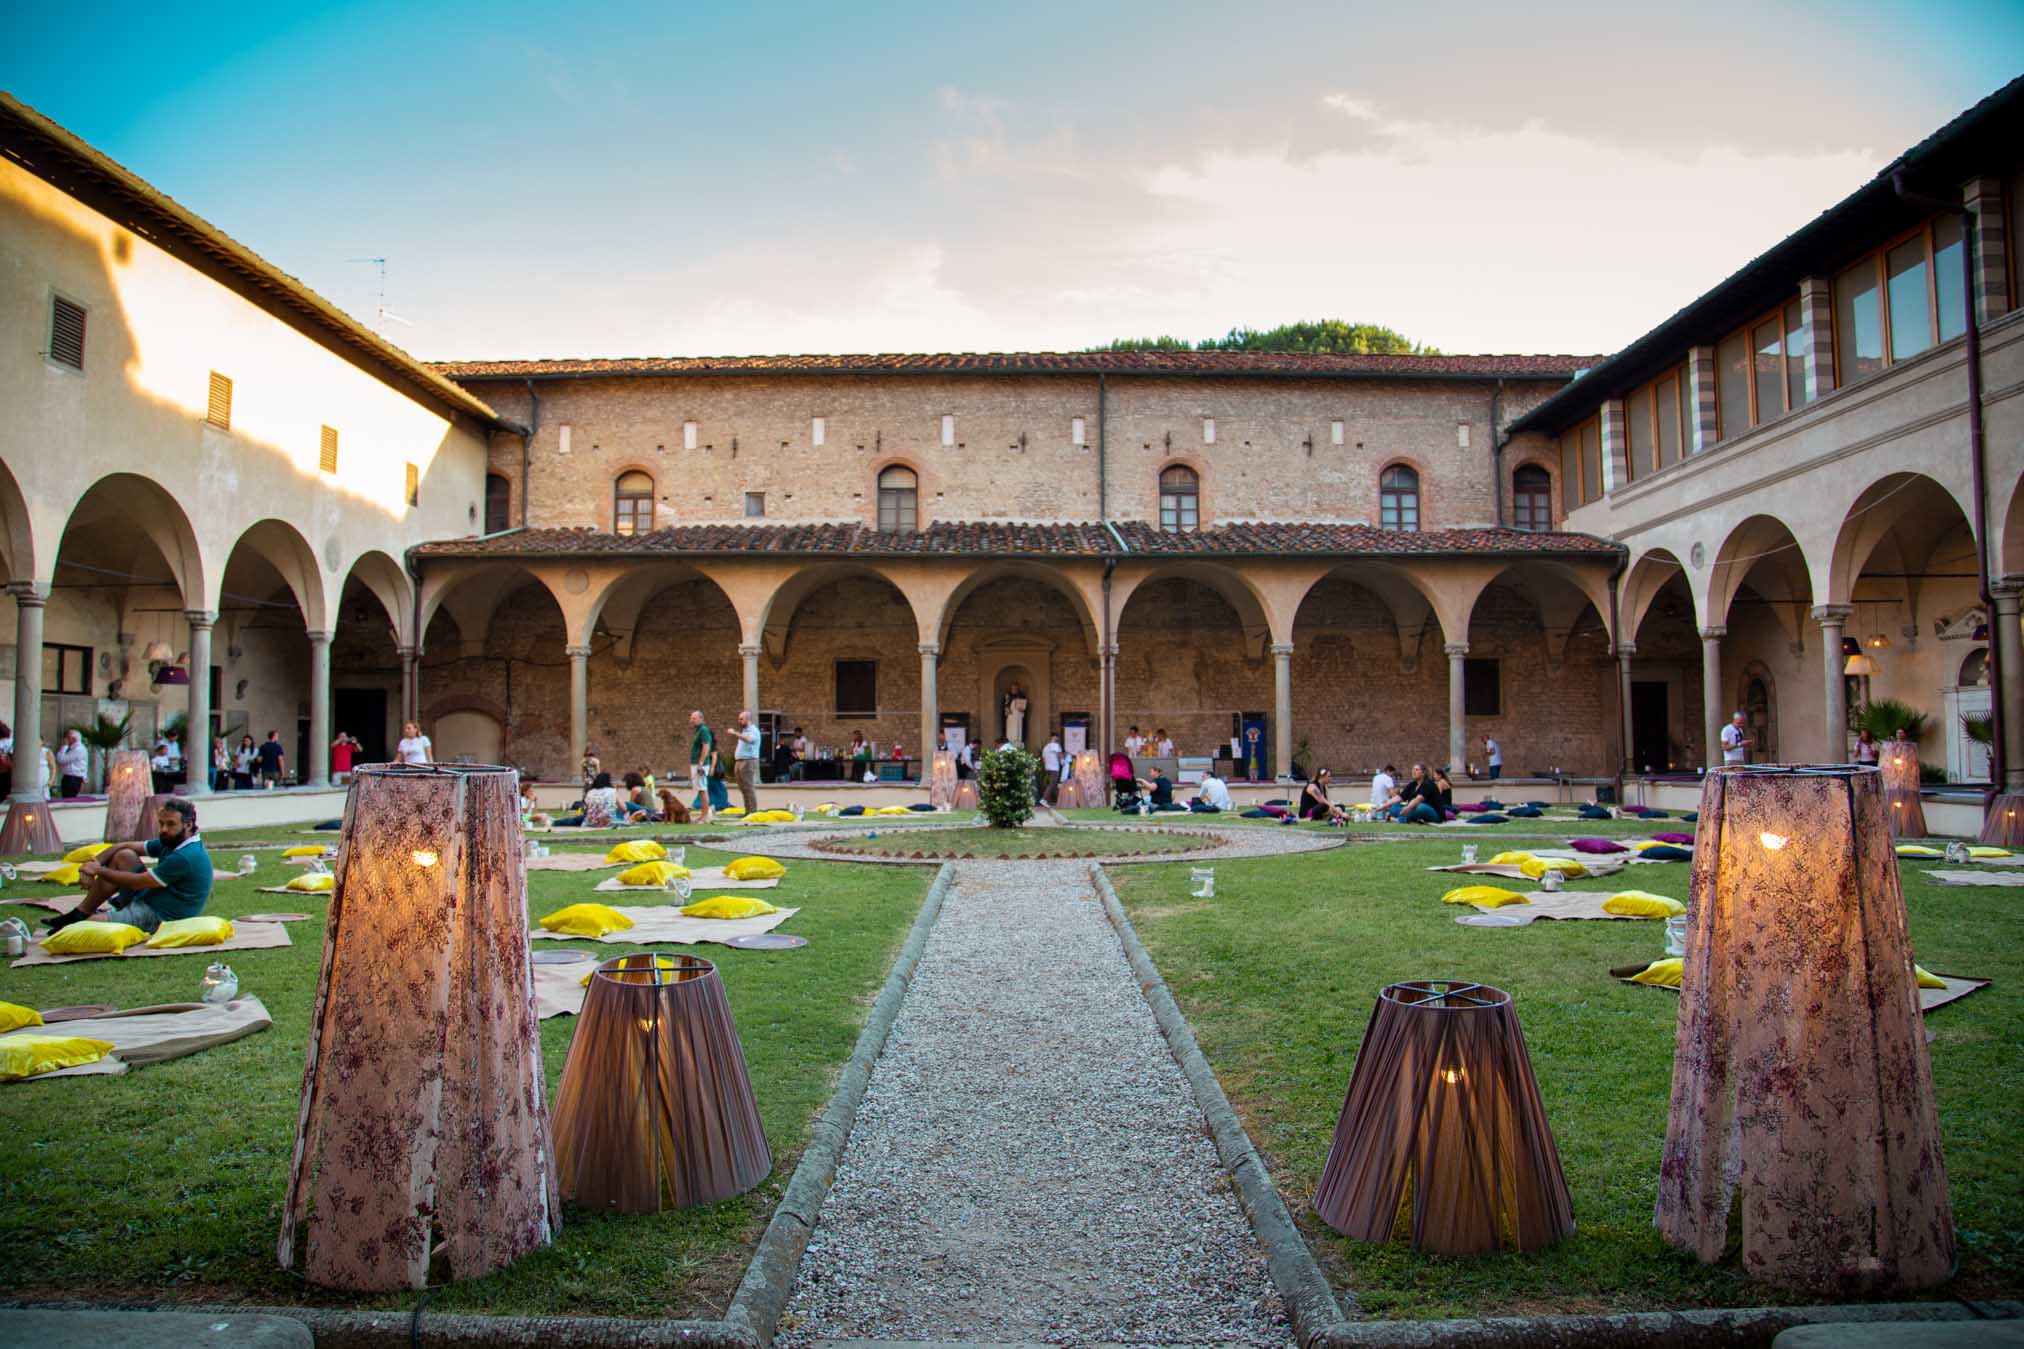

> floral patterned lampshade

[
  {"left": 1879, "top": 741, "right": 1926, "bottom": 838},
  {"left": 101, "top": 749, "right": 153, "bottom": 842},
  {"left": 1656, "top": 765, "right": 1952, "bottom": 1292},
  {"left": 928, "top": 750, "right": 958, "bottom": 808},
  {"left": 279, "top": 764, "right": 558, "bottom": 1291}
]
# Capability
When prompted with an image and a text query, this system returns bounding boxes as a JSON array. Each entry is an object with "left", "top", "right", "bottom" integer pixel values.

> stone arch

[
  {"left": 1621, "top": 547, "right": 1694, "bottom": 644},
  {"left": 1114, "top": 566, "right": 1269, "bottom": 764},
  {"left": 934, "top": 561, "right": 1101, "bottom": 658},
  {"left": 1825, "top": 472, "right": 1976, "bottom": 608},
  {"left": 418, "top": 562, "right": 571, "bottom": 655},
  {"left": 1705, "top": 514, "right": 1813, "bottom": 641},
  {"left": 1464, "top": 560, "right": 1611, "bottom": 672},
  {"left": 339, "top": 550, "right": 414, "bottom": 649},
  {"left": 1291, "top": 561, "right": 1447, "bottom": 669},
  {"left": 757, "top": 562, "right": 928, "bottom": 666},
  {"left": 59, "top": 472, "right": 207, "bottom": 610},
  {"left": 583, "top": 562, "right": 742, "bottom": 664},
  {"left": 0, "top": 455, "right": 34, "bottom": 583},
  {"left": 1113, "top": 561, "right": 1276, "bottom": 658},
  {"left": 222, "top": 519, "right": 329, "bottom": 634},
  {"left": 2002, "top": 471, "right": 2024, "bottom": 579}
]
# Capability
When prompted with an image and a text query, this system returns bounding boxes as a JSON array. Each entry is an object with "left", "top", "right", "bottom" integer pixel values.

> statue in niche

[{"left": 1003, "top": 685, "right": 1028, "bottom": 747}]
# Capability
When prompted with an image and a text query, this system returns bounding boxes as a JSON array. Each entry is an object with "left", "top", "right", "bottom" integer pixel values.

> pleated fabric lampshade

[
  {"left": 929, "top": 750, "right": 958, "bottom": 808},
  {"left": 1070, "top": 750, "right": 1106, "bottom": 808},
  {"left": 101, "top": 749, "right": 153, "bottom": 841},
  {"left": 279, "top": 764, "right": 559, "bottom": 1291},
  {"left": 0, "top": 795, "right": 61, "bottom": 854},
  {"left": 1878, "top": 741, "right": 1926, "bottom": 838},
  {"left": 1314, "top": 980, "right": 1573, "bottom": 1256},
  {"left": 552, "top": 952, "right": 772, "bottom": 1212},
  {"left": 1656, "top": 765, "right": 1952, "bottom": 1292}
]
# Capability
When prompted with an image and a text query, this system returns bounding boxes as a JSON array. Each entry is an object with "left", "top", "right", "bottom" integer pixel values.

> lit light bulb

[
  {"left": 1442, "top": 1068, "right": 1463, "bottom": 1085},
  {"left": 1759, "top": 832, "right": 1788, "bottom": 851},
  {"left": 411, "top": 850, "right": 439, "bottom": 868}
]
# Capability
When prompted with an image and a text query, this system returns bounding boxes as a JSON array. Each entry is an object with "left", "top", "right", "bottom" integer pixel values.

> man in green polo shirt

[
  {"left": 687, "top": 709, "right": 728, "bottom": 824},
  {"left": 48, "top": 797, "right": 215, "bottom": 934}
]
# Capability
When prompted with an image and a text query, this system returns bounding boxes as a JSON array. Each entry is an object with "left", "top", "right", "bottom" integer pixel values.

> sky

[{"left": 5, "top": 2, "right": 2020, "bottom": 361}]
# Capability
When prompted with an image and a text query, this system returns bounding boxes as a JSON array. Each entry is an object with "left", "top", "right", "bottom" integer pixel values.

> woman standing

[
  {"left": 330, "top": 732, "right": 357, "bottom": 782},
  {"left": 211, "top": 736, "right": 232, "bottom": 792},
  {"left": 396, "top": 721, "right": 433, "bottom": 765},
  {"left": 233, "top": 734, "right": 257, "bottom": 791},
  {"left": 1853, "top": 727, "right": 1879, "bottom": 766}
]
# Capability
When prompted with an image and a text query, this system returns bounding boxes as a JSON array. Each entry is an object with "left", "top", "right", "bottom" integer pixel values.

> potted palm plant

[{"left": 71, "top": 711, "right": 132, "bottom": 794}]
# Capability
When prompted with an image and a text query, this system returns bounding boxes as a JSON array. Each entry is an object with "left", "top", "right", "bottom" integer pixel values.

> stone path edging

[
  {"left": 737, "top": 822, "right": 1346, "bottom": 867},
  {"left": 1090, "top": 864, "right": 1348, "bottom": 1347},
  {"left": 723, "top": 862, "right": 958, "bottom": 1347},
  {"left": 1310, "top": 1300, "right": 2023, "bottom": 1347}
]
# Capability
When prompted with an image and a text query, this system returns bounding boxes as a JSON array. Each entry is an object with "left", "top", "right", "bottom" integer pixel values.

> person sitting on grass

[
  {"left": 1300, "top": 768, "right": 1345, "bottom": 823},
  {"left": 1399, "top": 767, "right": 1445, "bottom": 824},
  {"left": 46, "top": 798, "right": 213, "bottom": 935},
  {"left": 1379, "top": 763, "right": 1425, "bottom": 820},
  {"left": 620, "top": 771, "right": 653, "bottom": 820},
  {"left": 1131, "top": 766, "right": 1174, "bottom": 810},
  {"left": 1193, "top": 767, "right": 1232, "bottom": 812}
]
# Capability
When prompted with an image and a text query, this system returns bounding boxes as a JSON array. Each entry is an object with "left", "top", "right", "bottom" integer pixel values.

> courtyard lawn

[
  {"left": 0, "top": 839, "right": 930, "bottom": 1319},
  {"left": 1108, "top": 837, "right": 2024, "bottom": 1319},
  {"left": 1057, "top": 806, "right": 1676, "bottom": 838},
  {"left": 814, "top": 824, "right": 1218, "bottom": 859}
]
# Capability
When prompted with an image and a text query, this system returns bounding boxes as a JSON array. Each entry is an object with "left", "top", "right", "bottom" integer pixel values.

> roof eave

[{"left": 440, "top": 365, "right": 1585, "bottom": 384}]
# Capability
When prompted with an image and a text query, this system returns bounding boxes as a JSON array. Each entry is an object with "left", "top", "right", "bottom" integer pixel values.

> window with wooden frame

[
  {"left": 1714, "top": 299, "right": 1809, "bottom": 443},
  {"left": 483, "top": 474, "right": 511, "bottom": 533},
  {"left": 1511, "top": 464, "right": 1552, "bottom": 531},
  {"left": 1158, "top": 465, "right": 1199, "bottom": 532},
  {"left": 318, "top": 425, "right": 339, "bottom": 474},
  {"left": 1556, "top": 417, "right": 1601, "bottom": 508},
  {"left": 876, "top": 465, "right": 918, "bottom": 534},
  {"left": 206, "top": 372, "right": 233, "bottom": 429},
  {"left": 1463, "top": 658, "right": 1501, "bottom": 716},
  {"left": 613, "top": 471, "right": 654, "bottom": 535},
  {"left": 1832, "top": 214, "right": 1968, "bottom": 391},
  {"left": 834, "top": 659, "right": 877, "bottom": 718},
  {"left": 1378, "top": 464, "right": 1419, "bottom": 532},
  {"left": 43, "top": 643, "right": 93, "bottom": 695}
]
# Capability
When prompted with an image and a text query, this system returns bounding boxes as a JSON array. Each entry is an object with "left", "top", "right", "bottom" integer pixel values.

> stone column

[
  {"left": 1992, "top": 581, "right": 2024, "bottom": 792},
  {"left": 738, "top": 642, "right": 761, "bottom": 721},
  {"left": 398, "top": 646, "right": 418, "bottom": 724},
  {"left": 1812, "top": 605, "right": 1853, "bottom": 763},
  {"left": 918, "top": 643, "right": 940, "bottom": 761},
  {"left": 306, "top": 631, "right": 331, "bottom": 787},
  {"left": 1686, "top": 345, "right": 1719, "bottom": 455},
  {"left": 8, "top": 582, "right": 47, "bottom": 802},
  {"left": 1616, "top": 643, "right": 1637, "bottom": 773},
  {"left": 566, "top": 644, "right": 590, "bottom": 767},
  {"left": 1445, "top": 642, "right": 1469, "bottom": 772},
  {"left": 1270, "top": 642, "right": 1294, "bottom": 779},
  {"left": 1701, "top": 627, "right": 1726, "bottom": 770},
  {"left": 1799, "top": 277, "right": 1835, "bottom": 403},
  {"left": 1101, "top": 642, "right": 1118, "bottom": 751},
  {"left": 184, "top": 610, "right": 215, "bottom": 794}
]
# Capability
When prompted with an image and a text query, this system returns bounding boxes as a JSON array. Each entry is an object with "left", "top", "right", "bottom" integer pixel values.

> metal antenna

[{"left": 346, "top": 257, "right": 414, "bottom": 334}]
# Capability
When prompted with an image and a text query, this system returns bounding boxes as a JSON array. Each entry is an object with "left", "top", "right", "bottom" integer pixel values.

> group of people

[
  {"left": 1297, "top": 762, "right": 1455, "bottom": 825},
  {"left": 1122, "top": 726, "right": 1178, "bottom": 759}
]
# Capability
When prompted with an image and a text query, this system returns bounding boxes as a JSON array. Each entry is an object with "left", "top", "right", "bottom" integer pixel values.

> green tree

[
  {"left": 1091, "top": 319, "right": 1435, "bottom": 355},
  {"left": 975, "top": 746, "right": 1039, "bottom": 829}
]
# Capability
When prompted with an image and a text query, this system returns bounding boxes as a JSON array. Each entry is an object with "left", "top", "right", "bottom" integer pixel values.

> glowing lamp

[
  {"left": 0, "top": 797, "right": 62, "bottom": 854},
  {"left": 142, "top": 640, "right": 173, "bottom": 664},
  {"left": 102, "top": 749, "right": 154, "bottom": 842},
  {"left": 550, "top": 952, "right": 771, "bottom": 1212},
  {"left": 1315, "top": 980, "right": 1573, "bottom": 1256},
  {"left": 1656, "top": 765, "right": 1952, "bottom": 1291},
  {"left": 1865, "top": 632, "right": 1891, "bottom": 651},
  {"left": 1878, "top": 742, "right": 1926, "bottom": 838},
  {"left": 280, "top": 764, "right": 558, "bottom": 1290},
  {"left": 1840, "top": 636, "right": 1861, "bottom": 657},
  {"left": 928, "top": 750, "right": 958, "bottom": 808},
  {"left": 1843, "top": 652, "right": 1878, "bottom": 676}
]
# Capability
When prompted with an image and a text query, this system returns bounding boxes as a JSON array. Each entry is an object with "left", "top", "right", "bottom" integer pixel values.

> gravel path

[
  {"left": 742, "top": 820, "right": 1343, "bottom": 866},
  {"left": 777, "top": 859, "right": 1292, "bottom": 1347}
]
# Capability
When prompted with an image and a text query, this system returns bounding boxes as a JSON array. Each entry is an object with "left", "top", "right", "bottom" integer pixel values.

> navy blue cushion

[
  {"left": 1263, "top": 798, "right": 1290, "bottom": 807},
  {"left": 838, "top": 805, "right": 866, "bottom": 817},
  {"left": 1467, "top": 814, "right": 1510, "bottom": 824},
  {"left": 1527, "top": 800, "right": 1550, "bottom": 808},
  {"left": 312, "top": 819, "right": 342, "bottom": 831},
  {"left": 1640, "top": 844, "right": 1692, "bottom": 861},
  {"left": 1189, "top": 802, "right": 1222, "bottom": 813},
  {"left": 1681, "top": 812, "right": 1699, "bottom": 822},
  {"left": 1578, "top": 806, "right": 1612, "bottom": 819},
  {"left": 1507, "top": 806, "right": 1542, "bottom": 818},
  {"left": 1240, "top": 808, "right": 1272, "bottom": 818},
  {"left": 908, "top": 803, "right": 937, "bottom": 812},
  {"left": 1640, "top": 809, "right": 1669, "bottom": 819}
]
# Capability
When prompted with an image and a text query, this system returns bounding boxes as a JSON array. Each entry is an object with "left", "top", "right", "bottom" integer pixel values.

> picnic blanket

[
  {"left": 8, "top": 860, "right": 73, "bottom": 875},
  {"left": 12, "top": 920, "right": 292, "bottom": 968},
  {"left": 593, "top": 869, "right": 779, "bottom": 893},
  {"left": 0, "top": 997, "right": 274, "bottom": 1080},
  {"left": 1450, "top": 891, "right": 1652, "bottom": 925},
  {"left": 530, "top": 905, "right": 798, "bottom": 947},
  {"left": 2, "top": 895, "right": 69, "bottom": 911},
  {"left": 1925, "top": 868, "right": 2024, "bottom": 887},
  {"left": 533, "top": 957, "right": 594, "bottom": 1020},
  {"left": 1429, "top": 859, "right": 1632, "bottom": 880},
  {"left": 1608, "top": 964, "right": 1988, "bottom": 1013}
]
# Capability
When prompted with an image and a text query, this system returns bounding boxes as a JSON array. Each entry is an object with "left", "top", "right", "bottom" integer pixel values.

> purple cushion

[
  {"left": 1259, "top": 804, "right": 1288, "bottom": 818},
  {"left": 1452, "top": 801, "right": 1487, "bottom": 814},
  {"left": 1570, "top": 837, "right": 1628, "bottom": 854},
  {"left": 1652, "top": 831, "right": 1695, "bottom": 845}
]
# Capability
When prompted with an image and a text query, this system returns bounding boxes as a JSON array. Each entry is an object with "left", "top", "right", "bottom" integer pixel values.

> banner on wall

[
  {"left": 1239, "top": 716, "right": 1268, "bottom": 782},
  {"left": 1061, "top": 713, "right": 1090, "bottom": 756}
]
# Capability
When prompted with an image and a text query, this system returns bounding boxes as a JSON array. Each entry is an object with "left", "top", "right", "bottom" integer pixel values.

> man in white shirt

[
  {"left": 1155, "top": 729, "right": 1175, "bottom": 759},
  {"left": 1721, "top": 711, "right": 1750, "bottom": 765},
  {"left": 55, "top": 729, "right": 89, "bottom": 798},
  {"left": 732, "top": 710, "right": 763, "bottom": 814},
  {"left": 1369, "top": 764, "right": 1397, "bottom": 807},
  {"left": 1196, "top": 769, "right": 1233, "bottom": 811},
  {"left": 1124, "top": 726, "right": 1146, "bottom": 758},
  {"left": 1484, "top": 736, "right": 1502, "bottom": 781},
  {"left": 1041, "top": 734, "right": 1063, "bottom": 777}
]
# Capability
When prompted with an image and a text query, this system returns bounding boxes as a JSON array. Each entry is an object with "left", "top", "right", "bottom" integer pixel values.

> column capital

[
  {"left": 1269, "top": 642, "right": 1295, "bottom": 657},
  {"left": 564, "top": 643, "right": 593, "bottom": 659},
  {"left": 6, "top": 580, "right": 49, "bottom": 607},
  {"left": 1989, "top": 577, "right": 2024, "bottom": 604},
  {"left": 737, "top": 642, "right": 763, "bottom": 658},
  {"left": 305, "top": 629, "right": 332, "bottom": 648},
  {"left": 917, "top": 642, "right": 941, "bottom": 657},
  {"left": 397, "top": 644, "right": 418, "bottom": 659},
  {"left": 182, "top": 609, "right": 218, "bottom": 629},
  {"left": 1809, "top": 604, "right": 1854, "bottom": 624},
  {"left": 1614, "top": 642, "right": 1637, "bottom": 659},
  {"left": 1443, "top": 642, "right": 1470, "bottom": 657},
  {"left": 1699, "top": 626, "right": 1727, "bottom": 641}
]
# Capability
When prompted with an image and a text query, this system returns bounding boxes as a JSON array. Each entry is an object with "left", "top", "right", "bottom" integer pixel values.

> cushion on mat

[
  {"left": 0, "top": 1033, "right": 117, "bottom": 1081},
  {"left": 1570, "top": 837, "right": 1628, "bottom": 854},
  {"left": 1969, "top": 846, "right": 2012, "bottom": 859},
  {"left": 41, "top": 921, "right": 148, "bottom": 956},
  {"left": 1577, "top": 806, "right": 1612, "bottom": 819},
  {"left": 1263, "top": 798, "right": 1289, "bottom": 806},
  {"left": 724, "top": 856, "right": 787, "bottom": 880},
  {"left": 838, "top": 805, "right": 866, "bottom": 817},
  {"left": 285, "top": 872, "right": 335, "bottom": 892},
  {"left": 1467, "top": 814, "right": 1511, "bottom": 824},
  {"left": 1488, "top": 850, "right": 1535, "bottom": 865},
  {"left": 1630, "top": 958, "right": 1684, "bottom": 988},
  {"left": 539, "top": 903, "right": 635, "bottom": 937},
  {"left": 614, "top": 861, "right": 686, "bottom": 887},
  {"left": 742, "top": 810, "right": 796, "bottom": 824},
  {"left": 145, "top": 916, "right": 235, "bottom": 948},
  {"left": 1914, "top": 964, "right": 1947, "bottom": 990},
  {"left": 581, "top": 954, "right": 680, "bottom": 987},
  {"left": 36, "top": 864, "right": 83, "bottom": 886},
  {"left": 1526, "top": 801, "right": 1549, "bottom": 808},
  {"left": 1641, "top": 809, "right": 1670, "bottom": 819},
  {"left": 1441, "top": 885, "right": 1527, "bottom": 908},
  {"left": 604, "top": 840, "right": 668, "bottom": 864},
  {"left": 281, "top": 845, "right": 330, "bottom": 859},
  {"left": 680, "top": 895, "right": 780, "bottom": 920},
  {"left": 1508, "top": 806, "right": 1543, "bottom": 817},
  {"left": 1452, "top": 802, "right": 1487, "bottom": 814},
  {"left": 1638, "top": 845, "right": 1693, "bottom": 861},
  {"left": 312, "top": 819, "right": 343, "bottom": 830},
  {"left": 1652, "top": 832, "right": 1696, "bottom": 845},
  {"left": 0, "top": 1001, "right": 44, "bottom": 1034},
  {"left": 1520, "top": 857, "right": 1587, "bottom": 880},
  {"left": 1603, "top": 891, "right": 1687, "bottom": 918},
  {"left": 62, "top": 842, "right": 114, "bottom": 863},
  {"left": 1240, "top": 809, "right": 1272, "bottom": 818},
  {"left": 1680, "top": 812, "right": 1698, "bottom": 822},
  {"left": 1894, "top": 844, "right": 1943, "bottom": 857},
  {"left": 908, "top": 803, "right": 938, "bottom": 812}
]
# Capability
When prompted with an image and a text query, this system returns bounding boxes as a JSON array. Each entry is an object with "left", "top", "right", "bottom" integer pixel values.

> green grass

[
  {"left": 815, "top": 824, "right": 1217, "bottom": 858},
  {"left": 0, "top": 835, "right": 930, "bottom": 1319},
  {"left": 1058, "top": 806, "right": 1679, "bottom": 838},
  {"left": 1109, "top": 838, "right": 2024, "bottom": 1319}
]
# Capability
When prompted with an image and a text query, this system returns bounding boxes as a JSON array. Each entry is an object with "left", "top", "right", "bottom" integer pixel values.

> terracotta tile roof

[
  {"left": 430, "top": 351, "right": 1600, "bottom": 381},
  {"left": 415, "top": 521, "right": 1619, "bottom": 560}
]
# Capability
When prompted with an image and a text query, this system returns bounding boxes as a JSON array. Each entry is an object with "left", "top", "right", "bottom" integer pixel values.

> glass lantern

[{"left": 199, "top": 962, "right": 239, "bottom": 1003}]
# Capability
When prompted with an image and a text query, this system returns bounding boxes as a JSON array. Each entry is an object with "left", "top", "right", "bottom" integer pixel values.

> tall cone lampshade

[
  {"left": 1879, "top": 741, "right": 1926, "bottom": 838},
  {"left": 929, "top": 750, "right": 957, "bottom": 808},
  {"left": 552, "top": 952, "right": 772, "bottom": 1212},
  {"left": 0, "top": 796, "right": 61, "bottom": 854},
  {"left": 102, "top": 749, "right": 153, "bottom": 841},
  {"left": 279, "top": 764, "right": 559, "bottom": 1290},
  {"left": 1656, "top": 765, "right": 1952, "bottom": 1292}
]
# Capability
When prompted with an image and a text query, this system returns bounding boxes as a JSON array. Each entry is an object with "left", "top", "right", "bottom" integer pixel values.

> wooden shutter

[
  {"left": 319, "top": 426, "right": 339, "bottom": 474},
  {"left": 206, "top": 372, "right": 233, "bottom": 429},
  {"left": 49, "top": 296, "right": 86, "bottom": 369},
  {"left": 405, "top": 462, "right": 419, "bottom": 506}
]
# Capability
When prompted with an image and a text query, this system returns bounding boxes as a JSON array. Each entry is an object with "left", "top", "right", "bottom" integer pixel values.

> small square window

[
  {"left": 835, "top": 659, "right": 877, "bottom": 718},
  {"left": 206, "top": 372, "right": 233, "bottom": 429},
  {"left": 1330, "top": 420, "right": 1345, "bottom": 446},
  {"left": 558, "top": 424, "right": 572, "bottom": 454},
  {"left": 744, "top": 492, "right": 765, "bottom": 517},
  {"left": 1463, "top": 658, "right": 1501, "bottom": 717},
  {"left": 811, "top": 416, "right": 826, "bottom": 446},
  {"left": 1457, "top": 423, "right": 1471, "bottom": 448},
  {"left": 319, "top": 425, "right": 339, "bottom": 474}
]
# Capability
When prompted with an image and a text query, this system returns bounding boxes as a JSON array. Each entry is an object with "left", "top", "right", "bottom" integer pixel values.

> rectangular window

[
  {"left": 1202, "top": 416, "right": 1215, "bottom": 445},
  {"left": 1835, "top": 256, "right": 1885, "bottom": 387},
  {"left": 1932, "top": 212, "right": 1966, "bottom": 343},
  {"left": 744, "top": 491, "right": 765, "bottom": 517},
  {"left": 48, "top": 295, "right": 86, "bottom": 369},
  {"left": 1330, "top": 419, "right": 1345, "bottom": 446},
  {"left": 1885, "top": 234, "right": 1933, "bottom": 361},
  {"left": 1457, "top": 422, "right": 1470, "bottom": 449},
  {"left": 1463, "top": 658, "right": 1501, "bottom": 717},
  {"left": 1783, "top": 300, "right": 1807, "bottom": 411},
  {"left": 811, "top": 416, "right": 826, "bottom": 446},
  {"left": 1715, "top": 329, "right": 1749, "bottom": 441},
  {"left": 318, "top": 425, "right": 339, "bottom": 474},
  {"left": 682, "top": 421, "right": 698, "bottom": 451},
  {"left": 558, "top": 424, "right": 572, "bottom": 454},
  {"left": 1559, "top": 429, "right": 1583, "bottom": 508},
  {"left": 1655, "top": 373, "right": 1683, "bottom": 467},
  {"left": 206, "top": 371, "right": 233, "bottom": 429},
  {"left": 44, "top": 643, "right": 93, "bottom": 695},
  {"left": 1580, "top": 419, "right": 1601, "bottom": 504},
  {"left": 1752, "top": 317, "right": 1784, "bottom": 424},
  {"left": 834, "top": 659, "right": 877, "bottom": 718},
  {"left": 941, "top": 414, "right": 955, "bottom": 447},
  {"left": 1626, "top": 386, "right": 1653, "bottom": 477},
  {"left": 404, "top": 462, "right": 419, "bottom": 507},
  {"left": 1071, "top": 416, "right": 1086, "bottom": 446}
]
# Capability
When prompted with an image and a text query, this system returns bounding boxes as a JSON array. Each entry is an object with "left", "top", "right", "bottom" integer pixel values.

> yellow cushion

[
  {"left": 680, "top": 895, "right": 781, "bottom": 920},
  {"left": 539, "top": 903, "right": 635, "bottom": 937},
  {"left": 1630, "top": 957, "right": 1684, "bottom": 988},
  {"left": 36, "top": 863, "right": 83, "bottom": 886},
  {"left": 1968, "top": 846, "right": 2012, "bottom": 859},
  {"left": 720, "top": 807, "right": 746, "bottom": 817},
  {"left": 281, "top": 845, "right": 331, "bottom": 858},
  {"left": 1895, "top": 844, "right": 1943, "bottom": 857},
  {"left": 62, "top": 842, "right": 113, "bottom": 864},
  {"left": 744, "top": 810, "right": 796, "bottom": 824},
  {"left": 1631, "top": 840, "right": 1673, "bottom": 852},
  {"left": 1487, "top": 851, "right": 1534, "bottom": 866},
  {"left": 813, "top": 803, "right": 838, "bottom": 814},
  {"left": 580, "top": 954, "right": 680, "bottom": 987},
  {"left": 0, "top": 1001, "right": 44, "bottom": 1034},
  {"left": 1440, "top": 885, "right": 1528, "bottom": 908},
  {"left": 1603, "top": 891, "right": 1687, "bottom": 918},
  {"left": 724, "top": 856, "right": 786, "bottom": 881},
  {"left": 0, "top": 1033, "right": 117, "bottom": 1081},
  {"left": 285, "top": 872, "right": 336, "bottom": 892},
  {"left": 604, "top": 840, "right": 668, "bottom": 864},
  {"left": 1914, "top": 963, "right": 1948, "bottom": 990},
  {"left": 40, "top": 921, "right": 148, "bottom": 956},
  {"left": 1520, "top": 856, "right": 1588, "bottom": 880},
  {"left": 145, "top": 916, "right": 236, "bottom": 949},
  {"left": 614, "top": 861, "right": 688, "bottom": 887}
]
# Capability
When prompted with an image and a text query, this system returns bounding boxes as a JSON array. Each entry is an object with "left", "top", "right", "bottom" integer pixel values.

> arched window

[
  {"left": 1158, "top": 465, "right": 1199, "bottom": 533},
  {"left": 613, "top": 471, "right": 654, "bottom": 535},
  {"left": 1511, "top": 465, "right": 1552, "bottom": 531},
  {"left": 877, "top": 465, "right": 918, "bottom": 534},
  {"left": 1379, "top": 464, "right": 1420, "bottom": 532},
  {"left": 483, "top": 473, "right": 511, "bottom": 534}
]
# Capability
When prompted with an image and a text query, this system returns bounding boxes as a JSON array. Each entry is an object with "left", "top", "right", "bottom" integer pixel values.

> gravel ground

[
  {"left": 777, "top": 859, "right": 1293, "bottom": 1347},
  {"left": 744, "top": 820, "right": 1343, "bottom": 866}
]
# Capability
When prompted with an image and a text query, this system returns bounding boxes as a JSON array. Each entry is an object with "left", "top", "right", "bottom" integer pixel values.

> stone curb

[
  {"left": 1309, "top": 1300, "right": 2023, "bottom": 1347},
  {"left": 0, "top": 1301, "right": 751, "bottom": 1347},
  {"left": 722, "top": 861, "right": 958, "bottom": 1346},
  {"left": 1089, "top": 863, "right": 1348, "bottom": 1348},
  {"left": 743, "top": 822, "right": 1345, "bottom": 868}
]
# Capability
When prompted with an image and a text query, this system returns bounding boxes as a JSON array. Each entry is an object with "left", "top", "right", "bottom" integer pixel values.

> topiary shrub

[{"left": 976, "top": 746, "right": 1039, "bottom": 829}]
